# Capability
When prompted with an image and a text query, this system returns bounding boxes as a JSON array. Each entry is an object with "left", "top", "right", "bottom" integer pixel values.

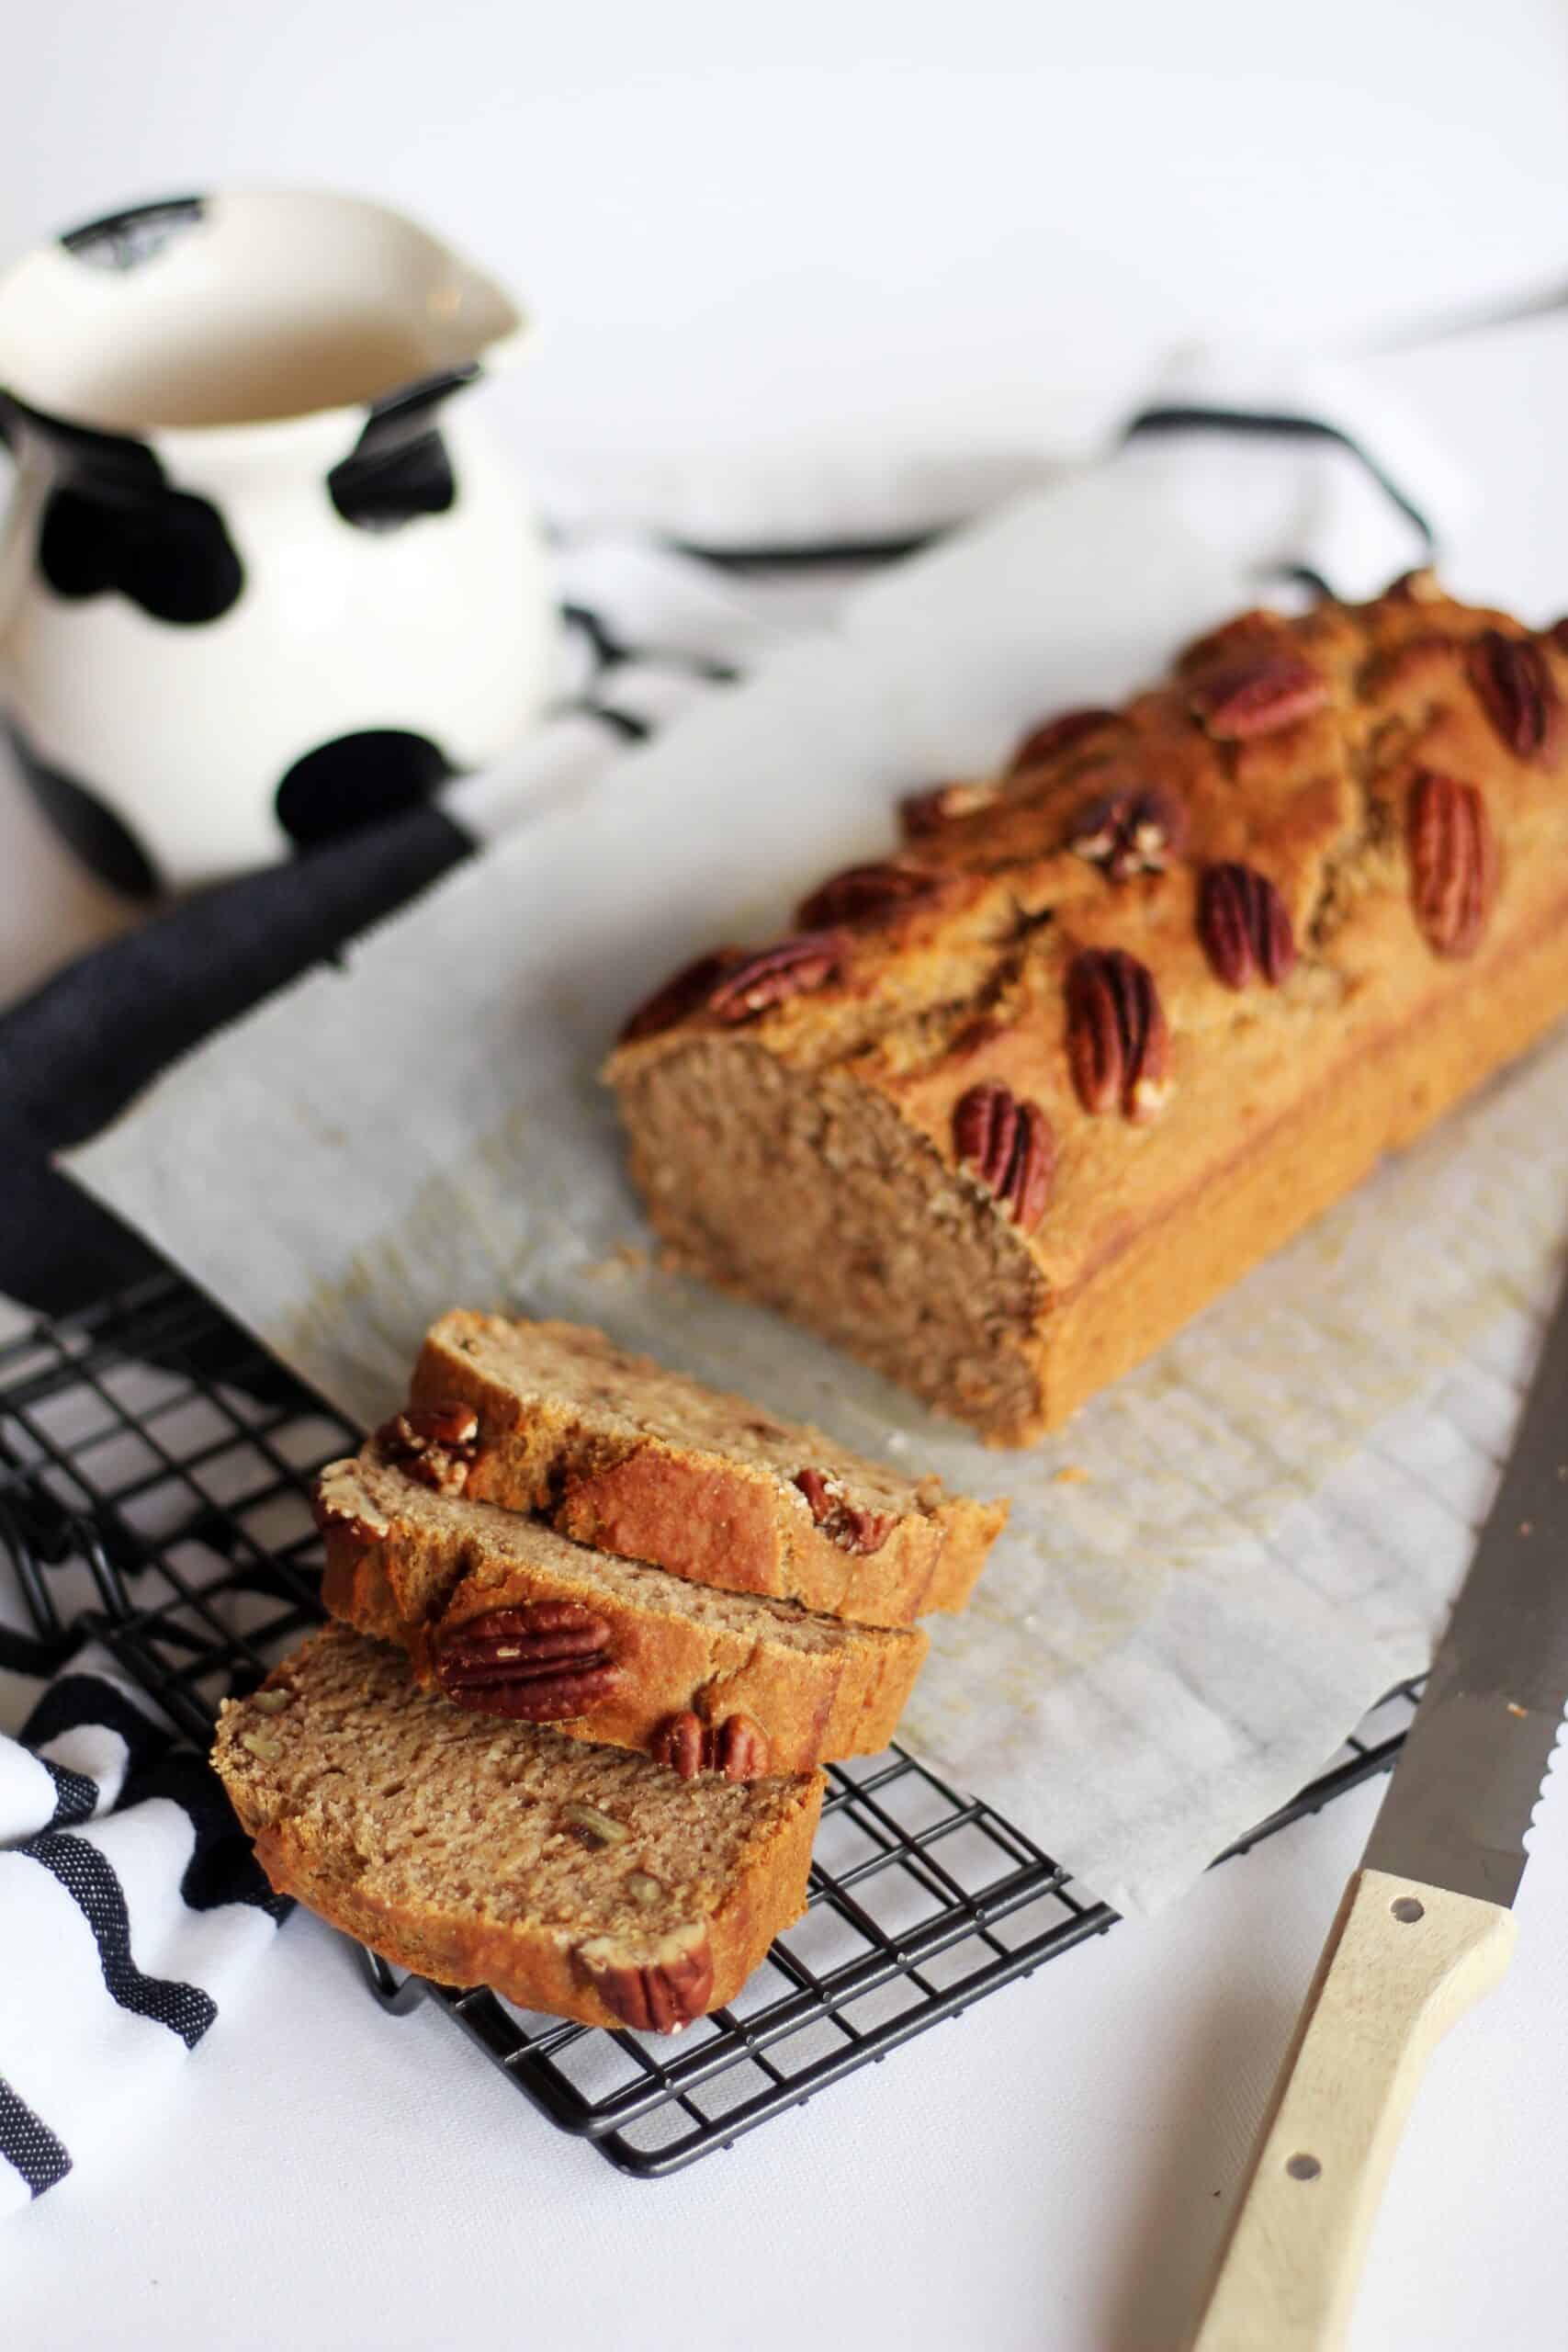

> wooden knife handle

[{"left": 1188, "top": 1866, "right": 1517, "bottom": 2352}]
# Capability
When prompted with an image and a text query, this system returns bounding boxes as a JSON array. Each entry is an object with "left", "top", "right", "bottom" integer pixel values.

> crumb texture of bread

[
  {"left": 211, "top": 1626, "right": 822, "bottom": 2030},
  {"left": 606, "top": 582, "right": 1568, "bottom": 1442},
  {"left": 407, "top": 1309, "right": 1006, "bottom": 1623},
  {"left": 316, "top": 1448, "right": 927, "bottom": 1771}
]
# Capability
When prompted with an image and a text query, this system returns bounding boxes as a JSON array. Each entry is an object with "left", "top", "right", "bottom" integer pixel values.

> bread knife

[{"left": 1190, "top": 1254, "right": 1568, "bottom": 2350}]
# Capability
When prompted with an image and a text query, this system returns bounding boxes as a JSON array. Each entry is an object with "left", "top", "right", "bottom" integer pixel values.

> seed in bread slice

[
  {"left": 316, "top": 1448, "right": 928, "bottom": 1776},
  {"left": 395, "top": 1309, "right": 1006, "bottom": 1625},
  {"left": 212, "top": 1624, "right": 823, "bottom": 2031}
]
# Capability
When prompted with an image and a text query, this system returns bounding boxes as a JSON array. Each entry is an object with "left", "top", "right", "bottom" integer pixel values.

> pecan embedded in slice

[
  {"left": 434, "top": 1601, "right": 621, "bottom": 1721},
  {"left": 403, "top": 1402, "right": 479, "bottom": 1448},
  {"left": 1199, "top": 864, "right": 1297, "bottom": 989},
  {"left": 952, "top": 1081, "right": 1055, "bottom": 1231},
  {"left": 716, "top": 1713, "right": 771, "bottom": 1780},
  {"left": 1407, "top": 772, "right": 1497, "bottom": 958},
  {"left": 652, "top": 1710, "right": 705, "bottom": 1779},
  {"left": 575, "top": 1924, "right": 716, "bottom": 2034},
  {"left": 651, "top": 1709, "right": 772, "bottom": 1781},
  {"left": 1067, "top": 786, "right": 1188, "bottom": 881},
  {"left": 1188, "top": 656, "right": 1328, "bottom": 741},
  {"left": 1467, "top": 630, "right": 1562, "bottom": 765},
  {"left": 619, "top": 949, "right": 742, "bottom": 1044},
  {"left": 793, "top": 1467, "right": 895, "bottom": 1555},
  {"left": 1066, "top": 948, "right": 1171, "bottom": 1124},
  {"left": 562, "top": 1802, "right": 629, "bottom": 1849},
  {"left": 898, "top": 779, "right": 1001, "bottom": 837},
  {"left": 375, "top": 1402, "right": 481, "bottom": 1496},
  {"left": 706, "top": 932, "right": 844, "bottom": 1023},
  {"left": 1010, "top": 706, "right": 1122, "bottom": 774},
  {"left": 310, "top": 1485, "right": 385, "bottom": 1549},
  {"left": 795, "top": 859, "right": 943, "bottom": 932}
]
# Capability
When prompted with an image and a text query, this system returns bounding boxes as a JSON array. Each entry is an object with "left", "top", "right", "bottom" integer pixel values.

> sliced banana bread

[
  {"left": 316, "top": 1448, "right": 927, "bottom": 1776},
  {"left": 213, "top": 1624, "right": 822, "bottom": 2031},
  {"left": 394, "top": 1309, "right": 1006, "bottom": 1626}
]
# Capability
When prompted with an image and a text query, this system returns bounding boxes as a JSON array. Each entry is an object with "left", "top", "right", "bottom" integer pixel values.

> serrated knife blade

[
  {"left": 1191, "top": 1250, "right": 1568, "bottom": 2352},
  {"left": 1361, "top": 1258, "right": 1568, "bottom": 1905}
]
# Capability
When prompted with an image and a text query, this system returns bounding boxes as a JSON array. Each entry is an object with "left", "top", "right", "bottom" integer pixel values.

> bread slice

[
  {"left": 397, "top": 1310, "right": 1006, "bottom": 1626},
  {"left": 212, "top": 1624, "right": 822, "bottom": 2031},
  {"left": 316, "top": 1448, "right": 927, "bottom": 1776}
]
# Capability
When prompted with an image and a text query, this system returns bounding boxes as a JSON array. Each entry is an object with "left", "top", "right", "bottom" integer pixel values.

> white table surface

[
  {"left": 6, "top": 290, "right": 1568, "bottom": 2352},
  {"left": 1, "top": 1770, "right": 1564, "bottom": 2351}
]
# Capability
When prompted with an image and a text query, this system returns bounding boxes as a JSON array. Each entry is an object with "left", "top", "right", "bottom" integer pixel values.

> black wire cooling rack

[{"left": 0, "top": 1270, "right": 1424, "bottom": 2177}]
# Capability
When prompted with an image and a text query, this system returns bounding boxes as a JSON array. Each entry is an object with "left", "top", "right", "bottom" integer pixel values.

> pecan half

[
  {"left": 310, "top": 1483, "right": 385, "bottom": 1549},
  {"left": 375, "top": 1402, "right": 481, "bottom": 1496},
  {"left": 651, "top": 1710, "right": 772, "bottom": 1781},
  {"left": 707, "top": 932, "right": 843, "bottom": 1023},
  {"left": 1467, "top": 630, "right": 1562, "bottom": 765},
  {"left": 793, "top": 1467, "right": 895, "bottom": 1555},
  {"left": 1066, "top": 948, "right": 1171, "bottom": 1123},
  {"left": 899, "top": 779, "right": 1001, "bottom": 836},
  {"left": 433, "top": 1601, "right": 621, "bottom": 1721},
  {"left": 575, "top": 1924, "right": 715, "bottom": 2034},
  {"left": 1010, "top": 706, "right": 1122, "bottom": 773},
  {"left": 952, "top": 1080, "right": 1055, "bottom": 1231},
  {"left": 1550, "top": 619, "right": 1568, "bottom": 659},
  {"left": 796, "top": 859, "right": 943, "bottom": 931},
  {"left": 1407, "top": 772, "right": 1497, "bottom": 958},
  {"left": 1199, "top": 864, "right": 1297, "bottom": 989},
  {"left": 1067, "top": 786, "right": 1187, "bottom": 881},
  {"left": 619, "top": 949, "right": 742, "bottom": 1044},
  {"left": 1188, "top": 656, "right": 1328, "bottom": 741}
]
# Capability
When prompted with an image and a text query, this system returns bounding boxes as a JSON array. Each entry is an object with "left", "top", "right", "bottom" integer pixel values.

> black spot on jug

[
  {"left": 275, "top": 729, "right": 455, "bottom": 846},
  {"left": 328, "top": 368, "right": 475, "bottom": 531},
  {"left": 19, "top": 407, "right": 243, "bottom": 626},
  {"left": 60, "top": 195, "right": 207, "bottom": 273},
  {"left": 40, "top": 482, "right": 243, "bottom": 626}
]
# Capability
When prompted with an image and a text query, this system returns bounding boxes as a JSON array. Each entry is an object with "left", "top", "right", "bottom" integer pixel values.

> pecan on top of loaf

[{"left": 606, "top": 579, "right": 1566, "bottom": 1438}]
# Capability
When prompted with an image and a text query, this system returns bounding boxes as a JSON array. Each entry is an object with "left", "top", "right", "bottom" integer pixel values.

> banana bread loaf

[
  {"left": 212, "top": 1624, "right": 822, "bottom": 2031},
  {"left": 399, "top": 1310, "right": 1005, "bottom": 1624},
  {"left": 316, "top": 1447, "right": 927, "bottom": 1776},
  {"left": 606, "top": 576, "right": 1568, "bottom": 1442}
]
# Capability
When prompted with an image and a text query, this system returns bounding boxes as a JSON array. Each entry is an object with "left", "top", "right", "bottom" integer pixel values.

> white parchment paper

[{"left": 65, "top": 447, "right": 1568, "bottom": 1917}]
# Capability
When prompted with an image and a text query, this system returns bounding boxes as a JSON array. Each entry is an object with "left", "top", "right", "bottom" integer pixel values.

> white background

[
  {"left": 4, "top": 6, "right": 1568, "bottom": 2346},
  {"left": 0, "top": 1, "right": 1565, "bottom": 529}
]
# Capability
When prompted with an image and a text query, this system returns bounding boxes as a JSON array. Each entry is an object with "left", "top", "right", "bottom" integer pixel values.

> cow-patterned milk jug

[{"left": 0, "top": 189, "right": 555, "bottom": 896}]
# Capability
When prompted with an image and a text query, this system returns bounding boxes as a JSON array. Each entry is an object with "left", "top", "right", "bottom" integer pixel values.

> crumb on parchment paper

[
  {"left": 1054, "top": 1464, "right": 1089, "bottom": 1485},
  {"left": 580, "top": 1244, "right": 650, "bottom": 1282}
]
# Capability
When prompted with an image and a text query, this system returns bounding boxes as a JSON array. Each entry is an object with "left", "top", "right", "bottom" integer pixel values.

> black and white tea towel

[{"left": 0, "top": 1634, "right": 283, "bottom": 2218}]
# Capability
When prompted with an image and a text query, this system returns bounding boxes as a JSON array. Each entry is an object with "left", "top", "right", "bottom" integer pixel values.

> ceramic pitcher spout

[{"left": 0, "top": 189, "right": 525, "bottom": 435}]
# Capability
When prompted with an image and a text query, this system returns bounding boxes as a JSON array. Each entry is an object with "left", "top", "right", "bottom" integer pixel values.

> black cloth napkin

[{"left": 0, "top": 806, "right": 473, "bottom": 1316}]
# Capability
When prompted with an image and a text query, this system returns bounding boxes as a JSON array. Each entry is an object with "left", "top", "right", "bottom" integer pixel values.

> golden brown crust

[
  {"left": 317, "top": 1453, "right": 928, "bottom": 1773},
  {"left": 243, "top": 1797, "right": 818, "bottom": 2027},
  {"left": 411, "top": 1312, "right": 1005, "bottom": 1623},
  {"left": 606, "top": 581, "right": 1568, "bottom": 1441}
]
